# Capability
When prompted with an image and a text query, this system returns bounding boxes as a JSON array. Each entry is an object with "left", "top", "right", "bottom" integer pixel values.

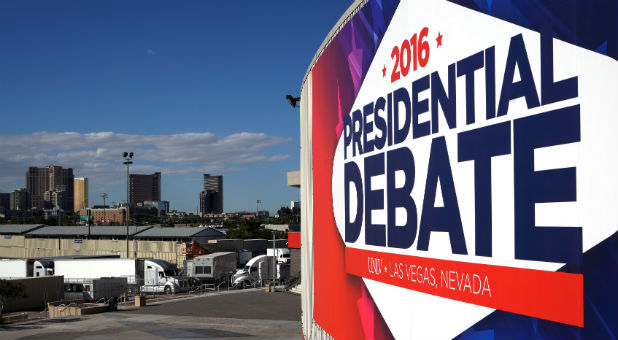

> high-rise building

[
  {"left": 26, "top": 165, "right": 74, "bottom": 211},
  {"left": 129, "top": 172, "right": 161, "bottom": 206},
  {"left": 74, "top": 177, "right": 88, "bottom": 212},
  {"left": 0, "top": 193, "right": 9, "bottom": 212},
  {"left": 200, "top": 174, "right": 223, "bottom": 214},
  {"left": 26, "top": 167, "right": 46, "bottom": 210},
  {"left": 10, "top": 188, "right": 29, "bottom": 211}
]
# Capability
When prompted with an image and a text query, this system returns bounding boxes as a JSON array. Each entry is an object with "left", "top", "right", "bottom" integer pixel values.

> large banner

[{"left": 310, "top": 0, "right": 617, "bottom": 339}]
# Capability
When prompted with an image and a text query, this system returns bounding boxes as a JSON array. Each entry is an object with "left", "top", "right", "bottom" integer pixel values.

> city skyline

[
  {"left": 4, "top": 164, "right": 273, "bottom": 214},
  {"left": 0, "top": 1, "right": 351, "bottom": 213}
]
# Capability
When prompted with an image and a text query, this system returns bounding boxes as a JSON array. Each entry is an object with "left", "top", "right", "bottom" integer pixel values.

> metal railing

[{"left": 285, "top": 272, "right": 301, "bottom": 290}]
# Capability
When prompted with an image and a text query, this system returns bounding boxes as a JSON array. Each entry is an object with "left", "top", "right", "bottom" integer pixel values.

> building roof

[
  {"left": 134, "top": 227, "right": 224, "bottom": 238},
  {"left": 0, "top": 224, "right": 46, "bottom": 235},
  {"left": 26, "top": 226, "right": 152, "bottom": 237},
  {"left": 26, "top": 226, "right": 87, "bottom": 237},
  {"left": 90, "top": 226, "right": 152, "bottom": 236}
]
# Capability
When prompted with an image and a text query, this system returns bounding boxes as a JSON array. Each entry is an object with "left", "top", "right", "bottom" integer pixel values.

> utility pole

[
  {"left": 87, "top": 208, "right": 91, "bottom": 239},
  {"left": 101, "top": 193, "right": 108, "bottom": 225}
]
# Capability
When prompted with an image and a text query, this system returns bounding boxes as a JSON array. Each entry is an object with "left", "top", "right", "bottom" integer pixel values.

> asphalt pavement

[
  {"left": 128, "top": 289, "right": 301, "bottom": 321},
  {"left": 0, "top": 289, "right": 302, "bottom": 340}
]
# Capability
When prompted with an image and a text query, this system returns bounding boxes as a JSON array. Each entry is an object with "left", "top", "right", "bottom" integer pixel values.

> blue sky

[{"left": 0, "top": 1, "right": 351, "bottom": 214}]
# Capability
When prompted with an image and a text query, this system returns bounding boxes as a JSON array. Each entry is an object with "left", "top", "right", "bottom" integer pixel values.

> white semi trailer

[
  {"left": 0, "top": 259, "right": 54, "bottom": 278},
  {"left": 54, "top": 258, "right": 187, "bottom": 294}
]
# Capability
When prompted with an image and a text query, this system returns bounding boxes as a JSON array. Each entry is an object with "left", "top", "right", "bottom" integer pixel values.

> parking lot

[{"left": 0, "top": 289, "right": 302, "bottom": 340}]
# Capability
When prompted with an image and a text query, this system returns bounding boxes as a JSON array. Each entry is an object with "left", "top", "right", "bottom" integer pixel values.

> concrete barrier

[
  {"left": 1, "top": 312, "right": 28, "bottom": 323},
  {"left": 47, "top": 300, "right": 108, "bottom": 318}
]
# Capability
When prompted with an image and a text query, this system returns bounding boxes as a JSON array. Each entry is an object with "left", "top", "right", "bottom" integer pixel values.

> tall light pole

[
  {"left": 123, "top": 152, "right": 134, "bottom": 258},
  {"left": 272, "top": 232, "right": 276, "bottom": 290}
]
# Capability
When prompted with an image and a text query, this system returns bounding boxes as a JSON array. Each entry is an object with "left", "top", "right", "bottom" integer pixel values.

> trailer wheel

[{"left": 164, "top": 286, "right": 172, "bottom": 294}]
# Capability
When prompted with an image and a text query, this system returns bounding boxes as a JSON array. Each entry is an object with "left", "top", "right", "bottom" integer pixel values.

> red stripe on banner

[
  {"left": 345, "top": 247, "right": 583, "bottom": 327},
  {"left": 288, "top": 232, "right": 301, "bottom": 249}
]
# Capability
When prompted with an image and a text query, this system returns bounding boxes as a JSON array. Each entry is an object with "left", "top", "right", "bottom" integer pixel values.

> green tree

[
  {"left": 225, "top": 219, "right": 273, "bottom": 239},
  {"left": 0, "top": 280, "right": 26, "bottom": 322},
  {"left": 275, "top": 206, "right": 300, "bottom": 224}
]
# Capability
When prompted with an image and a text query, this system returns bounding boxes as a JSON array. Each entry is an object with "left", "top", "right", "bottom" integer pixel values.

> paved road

[
  {"left": 0, "top": 289, "right": 302, "bottom": 340},
  {"left": 128, "top": 290, "right": 301, "bottom": 321}
]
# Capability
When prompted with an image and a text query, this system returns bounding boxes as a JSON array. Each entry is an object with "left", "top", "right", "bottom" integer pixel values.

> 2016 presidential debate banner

[{"left": 310, "top": 0, "right": 617, "bottom": 339}]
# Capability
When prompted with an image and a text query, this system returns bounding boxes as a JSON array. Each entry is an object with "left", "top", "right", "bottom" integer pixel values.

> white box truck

[
  {"left": 184, "top": 252, "right": 237, "bottom": 283},
  {"left": 0, "top": 259, "right": 54, "bottom": 278},
  {"left": 54, "top": 258, "right": 186, "bottom": 294}
]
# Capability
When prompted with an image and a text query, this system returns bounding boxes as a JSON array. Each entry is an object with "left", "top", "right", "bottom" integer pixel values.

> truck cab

[
  {"left": 141, "top": 259, "right": 186, "bottom": 294},
  {"left": 33, "top": 260, "right": 54, "bottom": 277},
  {"left": 231, "top": 255, "right": 276, "bottom": 288}
]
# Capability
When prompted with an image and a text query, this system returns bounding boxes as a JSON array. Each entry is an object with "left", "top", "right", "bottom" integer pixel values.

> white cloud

[{"left": 0, "top": 131, "right": 291, "bottom": 193}]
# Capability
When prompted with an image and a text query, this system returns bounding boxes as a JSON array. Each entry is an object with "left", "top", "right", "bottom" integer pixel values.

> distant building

[
  {"left": 263, "top": 224, "right": 290, "bottom": 232},
  {"left": 26, "top": 165, "right": 74, "bottom": 211},
  {"left": 200, "top": 174, "right": 223, "bottom": 214},
  {"left": 79, "top": 207, "right": 127, "bottom": 225},
  {"left": 0, "top": 193, "right": 9, "bottom": 211},
  {"left": 140, "top": 201, "right": 169, "bottom": 216},
  {"left": 74, "top": 177, "right": 88, "bottom": 212},
  {"left": 290, "top": 201, "right": 301, "bottom": 209},
  {"left": 44, "top": 187, "right": 66, "bottom": 210},
  {"left": 168, "top": 210, "right": 189, "bottom": 218},
  {"left": 129, "top": 172, "right": 161, "bottom": 206},
  {"left": 10, "top": 188, "right": 30, "bottom": 211}
]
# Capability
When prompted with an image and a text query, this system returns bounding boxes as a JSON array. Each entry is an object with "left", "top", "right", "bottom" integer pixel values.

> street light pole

[
  {"left": 272, "top": 232, "right": 276, "bottom": 290},
  {"left": 123, "top": 152, "right": 134, "bottom": 258}
]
